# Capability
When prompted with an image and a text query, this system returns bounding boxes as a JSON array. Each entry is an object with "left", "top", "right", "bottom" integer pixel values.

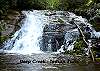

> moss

[
  {"left": 0, "top": 21, "right": 6, "bottom": 31},
  {"left": 51, "top": 18, "right": 64, "bottom": 24},
  {"left": 0, "top": 26, "right": 5, "bottom": 32},
  {"left": 95, "top": 58, "right": 100, "bottom": 62},
  {"left": 0, "top": 36, "right": 8, "bottom": 43},
  {"left": 46, "top": 0, "right": 60, "bottom": 10},
  {"left": 74, "top": 38, "right": 86, "bottom": 50},
  {"left": 58, "top": 18, "right": 64, "bottom": 23},
  {"left": 85, "top": 0, "right": 94, "bottom": 6},
  {"left": 64, "top": 37, "right": 87, "bottom": 55},
  {"left": 64, "top": 50, "right": 75, "bottom": 55}
]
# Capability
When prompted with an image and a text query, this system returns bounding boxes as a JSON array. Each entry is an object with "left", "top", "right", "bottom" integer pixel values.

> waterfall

[
  {"left": 3, "top": 10, "right": 48, "bottom": 54},
  {"left": 2, "top": 10, "right": 100, "bottom": 54}
]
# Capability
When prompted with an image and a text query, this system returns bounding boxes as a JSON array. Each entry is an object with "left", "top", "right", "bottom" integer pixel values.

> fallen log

[{"left": 73, "top": 19, "right": 95, "bottom": 62}]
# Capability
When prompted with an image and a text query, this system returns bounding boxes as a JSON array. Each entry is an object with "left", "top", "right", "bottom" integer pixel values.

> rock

[
  {"left": 0, "top": 10, "right": 25, "bottom": 44},
  {"left": 41, "top": 24, "right": 65, "bottom": 52},
  {"left": 1, "top": 24, "right": 15, "bottom": 36},
  {"left": 45, "top": 12, "right": 56, "bottom": 16}
]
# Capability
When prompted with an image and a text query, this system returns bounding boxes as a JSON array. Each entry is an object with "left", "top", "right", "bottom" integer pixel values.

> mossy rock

[
  {"left": 0, "top": 36, "right": 8, "bottom": 43},
  {"left": 57, "top": 18, "right": 64, "bottom": 23},
  {"left": 0, "top": 21, "right": 6, "bottom": 31},
  {"left": 74, "top": 38, "right": 86, "bottom": 50}
]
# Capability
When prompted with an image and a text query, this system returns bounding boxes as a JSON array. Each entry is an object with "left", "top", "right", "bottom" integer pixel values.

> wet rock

[
  {"left": 45, "top": 12, "right": 56, "bottom": 16},
  {"left": 41, "top": 24, "right": 65, "bottom": 52},
  {"left": 41, "top": 11, "right": 88, "bottom": 52},
  {"left": 41, "top": 22, "right": 78, "bottom": 52}
]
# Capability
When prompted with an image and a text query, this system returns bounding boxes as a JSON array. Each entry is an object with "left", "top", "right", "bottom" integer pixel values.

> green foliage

[
  {"left": 96, "top": 58, "right": 100, "bottom": 62},
  {"left": 73, "top": 38, "right": 87, "bottom": 55},
  {"left": 74, "top": 39, "right": 86, "bottom": 50},
  {"left": 0, "top": 0, "right": 99, "bottom": 32},
  {"left": 0, "top": 36, "right": 8, "bottom": 43},
  {"left": 0, "top": 0, "right": 10, "bottom": 15},
  {"left": 0, "top": 24, "right": 5, "bottom": 32},
  {"left": 57, "top": 18, "right": 64, "bottom": 23},
  {"left": 58, "top": 0, "right": 69, "bottom": 10},
  {"left": 46, "top": 0, "right": 60, "bottom": 10},
  {"left": 0, "top": 21, "right": 6, "bottom": 31},
  {"left": 84, "top": 0, "right": 94, "bottom": 6},
  {"left": 64, "top": 38, "right": 87, "bottom": 55},
  {"left": 16, "top": 0, "right": 60, "bottom": 10},
  {"left": 74, "top": 40, "right": 85, "bottom": 49},
  {"left": 64, "top": 50, "right": 75, "bottom": 55},
  {"left": 0, "top": 0, "right": 98, "bottom": 15}
]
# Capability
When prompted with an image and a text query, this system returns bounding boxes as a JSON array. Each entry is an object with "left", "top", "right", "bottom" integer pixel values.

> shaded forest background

[{"left": 0, "top": 0, "right": 99, "bottom": 15}]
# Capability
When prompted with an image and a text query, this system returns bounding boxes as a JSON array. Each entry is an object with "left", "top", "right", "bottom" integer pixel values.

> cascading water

[
  {"left": 3, "top": 10, "right": 48, "bottom": 54},
  {"left": 57, "top": 12, "right": 100, "bottom": 51},
  {"left": 2, "top": 10, "right": 100, "bottom": 54}
]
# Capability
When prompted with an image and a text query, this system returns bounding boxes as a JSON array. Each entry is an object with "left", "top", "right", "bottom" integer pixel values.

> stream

[{"left": 0, "top": 53, "right": 100, "bottom": 71}]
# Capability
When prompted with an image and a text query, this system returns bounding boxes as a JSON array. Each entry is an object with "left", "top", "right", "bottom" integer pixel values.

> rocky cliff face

[
  {"left": 40, "top": 11, "right": 80, "bottom": 52},
  {"left": 40, "top": 11, "right": 100, "bottom": 54},
  {"left": 0, "top": 10, "right": 24, "bottom": 45}
]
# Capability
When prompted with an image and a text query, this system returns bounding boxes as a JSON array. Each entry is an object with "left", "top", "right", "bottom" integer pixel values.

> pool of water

[{"left": 0, "top": 53, "right": 100, "bottom": 71}]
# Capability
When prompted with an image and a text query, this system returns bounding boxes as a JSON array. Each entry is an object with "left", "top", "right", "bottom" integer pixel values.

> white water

[{"left": 4, "top": 10, "right": 48, "bottom": 54}]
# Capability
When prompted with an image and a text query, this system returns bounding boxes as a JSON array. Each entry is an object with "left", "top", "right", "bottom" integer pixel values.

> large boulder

[{"left": 40, "top": 24, "right": 65, "bottom": 52}]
